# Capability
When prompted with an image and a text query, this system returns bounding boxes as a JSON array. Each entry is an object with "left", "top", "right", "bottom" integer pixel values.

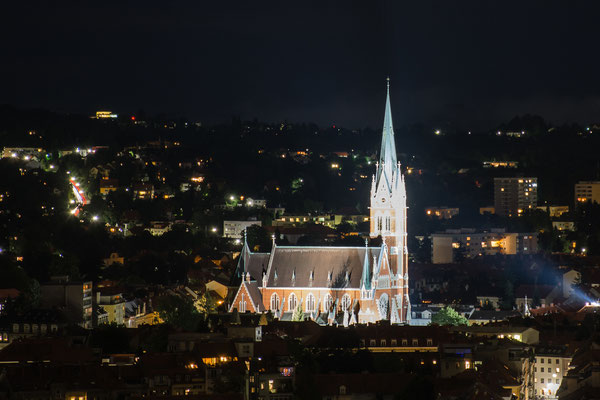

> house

[
  {"left": 96, "top": 289, "right": 126, "bottom": 325},
  {"left": 468, "top": 310, "right": 522, "bottom": 326},
  {"left": 99, "top": 178, "right": 118, "bottom": 196},
  {"left": 449, "top": 326, "right": 540, "bottom": 345},
  {"left": 103, "top": 253, "right": 124, "bottom": 267},
  {"left": 515, "top": 285, "right": 561, "bottom": 311},
  {"left": 133, "top": 183, "right": 154, "bottom": 200},
  {"left": 562, "top": 269, "right": 581, "bottom": 298}
]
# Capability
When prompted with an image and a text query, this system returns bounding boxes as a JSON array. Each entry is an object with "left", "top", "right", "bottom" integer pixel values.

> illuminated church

[{"left": 230, "top": 80, "right": 410, "bottom": 324}]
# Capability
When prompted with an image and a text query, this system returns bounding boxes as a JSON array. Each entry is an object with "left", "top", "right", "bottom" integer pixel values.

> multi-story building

[
  {"left": 431, "top": 229, "right": 538, "bottom": 264},
  {"left": 96, "top": 290, "right": 126, "bottom": 325},
  {"left": 40, "top": 278, "right": 93, "bottom": 329},
  {"left": 532, "top": 346, "right": 572, "bottom": 399},
  {"left": 230, "top": 80, "right": 410, "bottom": 324},
  {"left": 494, "top": 177, "right": 538, "bottom": 217},
  {"left": 223, "top": 220, "right": 262, "bottom": 239},
  {"left": 133, "top": 183, "right": 154, "bottom": 200},
  {"left": 574, "top": 180, "right": 600, "bottom": 205},
  {"left": 537, "top": 205, "right": 569, "bottom": 217},
  {"left": 99, "top": 178, "right": 118, "bottom": 196}
]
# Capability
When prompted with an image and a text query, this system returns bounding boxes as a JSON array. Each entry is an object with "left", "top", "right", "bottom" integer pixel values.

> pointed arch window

[
  {"left": 239, "top": 293, "right": 246, "bottom": 313},
  {"left": 377, "top": 216, "right": 382, "bottom": 232},
  {"left": 288, "top": 293, "right": 298, "bottom": 311},
  {"left": 324, "top": 294, "right": 333, "bottom": 312},
  {"left": 377, "top": 293, "right": 389, "bottom": 319},
  {"left": 270, "top": 293, "right": 280, "bottom": 311},
  {"left": 341, "top": 294, "right": 351, "bottom": 311},
  {"left": 306, "top": 293, "right": 316, "bottom": 313}
]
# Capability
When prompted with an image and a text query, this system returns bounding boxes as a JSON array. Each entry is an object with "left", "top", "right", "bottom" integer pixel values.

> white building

[
  {"left": 223, "top": 220, "right": 261, "bottom": 239},
  {"left": 431, "top": 229, "right": 537, "bottom": 264},
  {"left": 533, "top": 347, "right": 572, "bottom": 399}
]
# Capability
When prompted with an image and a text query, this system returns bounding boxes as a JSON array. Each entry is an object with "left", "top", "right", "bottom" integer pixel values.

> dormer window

[
  {"left": 309, "top": 270, "right": 314, "bottom": 281},
  {"left": 345, "top": 271, "right": 350, "bottom": 282},
  {"left": 327, "top": 271, "right": 332, "bottom": 282},
  {"left": 291, "top": 269, "right": 296, "bottom": 283}
]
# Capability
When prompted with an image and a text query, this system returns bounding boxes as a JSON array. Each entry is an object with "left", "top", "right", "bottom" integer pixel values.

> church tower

[{"left": 369, "top": 78, "right": 410, "bottom": 322}]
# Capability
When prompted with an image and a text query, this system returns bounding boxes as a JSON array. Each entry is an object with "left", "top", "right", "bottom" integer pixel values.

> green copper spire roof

[
  {"left": 376, "top": 78, "right": 398, "bottom": 191},
  {"left": 361, "top": 240, "right": 371, "bottom": 291}
]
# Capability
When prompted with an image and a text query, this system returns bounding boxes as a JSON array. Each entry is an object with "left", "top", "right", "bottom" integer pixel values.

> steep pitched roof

[
  {"left": 243, "top": 281, "right": 263, "bottom": 312},
  {"left": 375, "top": 78, "right": 398, "bottom": 193},
  {"left": 264, "top": 246, "right": 380, "bottom": 288},
  {"left": 229, "top": 280, "right": 264, "bottom": 313}
]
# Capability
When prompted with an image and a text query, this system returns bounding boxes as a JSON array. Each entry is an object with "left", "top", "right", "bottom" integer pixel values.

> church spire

[
  {"left": 376, "top": 77, "right": 398, "bottom": 192},
  {"left": 234, "top": 228, "right": 251, "bottom": 280},
  {"left": 361, "top": 239, "right": 371, "bottom": 292}
]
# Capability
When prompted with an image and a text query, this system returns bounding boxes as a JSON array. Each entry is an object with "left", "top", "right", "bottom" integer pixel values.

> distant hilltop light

[{"left": 95, "top": 111, "right": 118, "bottom": 119}]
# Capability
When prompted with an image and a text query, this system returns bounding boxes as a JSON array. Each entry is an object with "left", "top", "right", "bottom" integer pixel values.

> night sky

[{"left": 2, "top": 1, "right": 600, "bottom": 130}]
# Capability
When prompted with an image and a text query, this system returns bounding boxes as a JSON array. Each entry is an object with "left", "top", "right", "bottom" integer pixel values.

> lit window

[
  {"left": 306, "top": 293, "right": 316, "bottom": 313},
  {"left": 288, "top": 293, "right": 298, "bottom": 311},
  {"left": 270, "top": 293, "right": 280, "bottom": 311},
  {"left": 341, "top": 294, "right": 351, "bottom": 311},
  {"left": 324, "top": 294, "right": 333, "bottom": 312}
]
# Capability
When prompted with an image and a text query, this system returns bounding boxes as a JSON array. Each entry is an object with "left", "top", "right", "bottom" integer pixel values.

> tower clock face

[{"left": 380, "top": 197, "right": 386, "bottom": 203}]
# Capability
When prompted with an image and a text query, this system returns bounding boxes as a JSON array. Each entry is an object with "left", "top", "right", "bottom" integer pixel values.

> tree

[
  {"left": 292, "top": 303, "right": 304, "bottom": 321},
  {"left": 155, "top": 294, "right": 203, "bottom": 331},
  {"left": 501, "top": 280, "right": 515, "bottom": 310},
  {"left": 431, "top": 306, "right": 468, "bottom": 326},
  {"left": 194, "top": 291, "right": 217, "bottom": 315},
  {"left": 90, "top": 323, "right": 131, "bottom": 353}
]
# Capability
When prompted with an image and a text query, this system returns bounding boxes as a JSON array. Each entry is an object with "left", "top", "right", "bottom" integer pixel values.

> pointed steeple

[
  {"left": 361, "top": 239, "right": 372, "bottom": 291},
  {"left": 376, "top": 77, "right": 398, "bottom": 191},
  {"left": 233, "top": 228, "right": 251, "bottom": 281}
]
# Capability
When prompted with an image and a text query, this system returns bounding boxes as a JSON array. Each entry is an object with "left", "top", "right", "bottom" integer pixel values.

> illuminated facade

[
  {"left": 431, "top": 229, "right": 538, "bottom": 263},
  {"left": 494, "top": 177, "right": 538, "bottom": 217},
  {"left": 574, "top": 180, "right": 600, "bottom": 205},
  {"left": 95, "top": 110, "right": 118, "bottom": 119},
  {"left": 230, "top": 80, "right": 410, "bottom": 324}
]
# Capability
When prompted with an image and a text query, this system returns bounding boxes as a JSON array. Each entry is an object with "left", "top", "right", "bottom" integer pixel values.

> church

[{"left": 230, "top": 80, "right": 410, "bottom": 324}]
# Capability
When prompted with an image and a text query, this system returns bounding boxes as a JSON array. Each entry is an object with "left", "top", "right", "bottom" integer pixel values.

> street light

[{"left": 211, "top": 227, "right": 217, "bottom": 233}]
